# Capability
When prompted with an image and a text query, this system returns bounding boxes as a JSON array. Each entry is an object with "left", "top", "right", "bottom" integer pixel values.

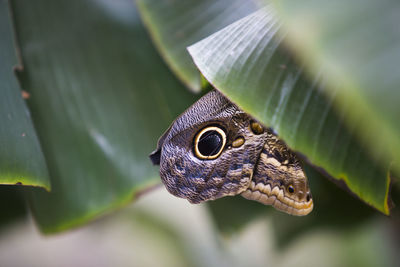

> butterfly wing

[
  {"left": 151, "top": 90, "right": 313, "bottom": 215},
  {"left": 242, "top": 131, "right": 313, "bottom": 215},
  {"left": 152, "top": 90, "right": 266, "bottom": 203}
]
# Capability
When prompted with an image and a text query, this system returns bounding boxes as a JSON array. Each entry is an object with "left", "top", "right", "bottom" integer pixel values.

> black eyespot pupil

[
  {"left": 306, "top": 193, "right": 311, "bottom": 202},
  {"left": 288, "top": 186, "right": 294, "bottom": 193},
  {"left": 198, "top": 131, "right": 223, "bottom": 157}
]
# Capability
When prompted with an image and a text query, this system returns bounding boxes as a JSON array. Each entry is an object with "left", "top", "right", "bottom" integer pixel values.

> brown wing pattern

[
  {"left": 241, "top": 131, "right": 313, "bottom": 215},
  {"left": 151, "top": 90, "right": 313, "bottom": 216}
]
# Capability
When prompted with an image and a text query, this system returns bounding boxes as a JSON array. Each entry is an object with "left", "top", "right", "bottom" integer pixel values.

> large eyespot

[{"left": 194, "top": 126, "right": 226, "bottom": 160}]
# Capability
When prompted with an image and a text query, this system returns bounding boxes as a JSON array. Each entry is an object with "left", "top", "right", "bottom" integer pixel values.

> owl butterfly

[{"left": 150, "top": 90, "right": 313, "bottom": 216}]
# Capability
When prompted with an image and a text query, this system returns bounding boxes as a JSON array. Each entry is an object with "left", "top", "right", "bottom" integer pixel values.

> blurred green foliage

[
  {"left": 0, "top": 3, "right": 398, "bottom": 267},
  {"left": 9, "top": 0, "right": 196, "bottom": 232}
]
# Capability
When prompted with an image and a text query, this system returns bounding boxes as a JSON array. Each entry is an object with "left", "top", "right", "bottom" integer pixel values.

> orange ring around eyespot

[{"left": 194, "top": 126, "right": 226, "bottom": 160}]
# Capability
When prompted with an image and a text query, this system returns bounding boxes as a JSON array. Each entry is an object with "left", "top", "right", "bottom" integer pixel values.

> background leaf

[
  {"left": 207, "top": 194, "right": 267, "bottom": 234},
  {"left": 136, "top": 0, "right": 260, "bottom": 92},
  {"left": 272, "top": 0, "right": 400, "bottom": 175},
  {"left": 188, "top": 8, "right": 391, "bottom": 214},
  {"left": 0, "top": 0, "right": 49, "bottom": 188},
  {"left": 11, "top": 0, "right": 196, "bottom": 233}
]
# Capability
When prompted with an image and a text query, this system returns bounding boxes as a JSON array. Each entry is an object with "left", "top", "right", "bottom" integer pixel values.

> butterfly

[{"left": 150, "top": 90, "right": 313, "bottom": 215}]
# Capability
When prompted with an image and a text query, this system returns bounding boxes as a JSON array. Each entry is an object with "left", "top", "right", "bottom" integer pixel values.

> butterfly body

[{"left": 150, "top": 90, "right": 313, "bottom": 215}]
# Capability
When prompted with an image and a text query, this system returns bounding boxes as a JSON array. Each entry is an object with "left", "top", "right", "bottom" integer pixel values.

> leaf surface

[
  {"left": 11, "top": 0, "right": 196, "bottom": 232},
  {"left": 0, "top": 0, "right": 49, "bottom": 188},
  {"left": 188, "top": 8, "right": 391, "bottom": 214},
  {"left": 136, "top": 0, "right": 260, "bottom": 92},
  {"left": 272, "top": 0, "right": 400, "bottom": 174}
]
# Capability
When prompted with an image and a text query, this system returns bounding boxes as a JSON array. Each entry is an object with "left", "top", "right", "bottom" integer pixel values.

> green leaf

[
  {"left": 136, "top": 0, "right": 260, "bottom": 92},
  {"left": 188, "top": 8, "right": 391, "bottom": 214},
  {"left": 271, "top": 0, "right": 400, "bottom": 175},
  {"left": 0, "top": 0, "right": 49, "bottom": 188},
  {"left": 11, "top": 0, "right": 196, "bottom": 233},
  {"left": 207, "top": 195, "right": 268, "bottom": 234}
]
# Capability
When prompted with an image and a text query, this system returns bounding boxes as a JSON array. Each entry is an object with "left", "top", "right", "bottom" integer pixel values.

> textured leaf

[
  {"left": 136, "top": 0, "right": 260, "bottom": 92},
  {"left": 11, "top": 0, "right": 196, "bottom": 233},
  {"left": 0, "top": 0, "right": 49, "bottom": 188},
  {"left": 272, "top": 0, "right": 400, "bottom": 175},
  {"left": 188, "top": 8, "right": 391, "bottom": 214}
]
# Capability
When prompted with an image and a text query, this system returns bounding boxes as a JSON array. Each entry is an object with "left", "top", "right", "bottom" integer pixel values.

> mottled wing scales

[
  {"left": 158, "top": 91, "right": 266, "bottom": 204},
  {"left": 241, "top": 131, "right": 313, "bottom": 216},
  {"left": 152, "top": 90, "right": 313, "bottom": 216}
]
